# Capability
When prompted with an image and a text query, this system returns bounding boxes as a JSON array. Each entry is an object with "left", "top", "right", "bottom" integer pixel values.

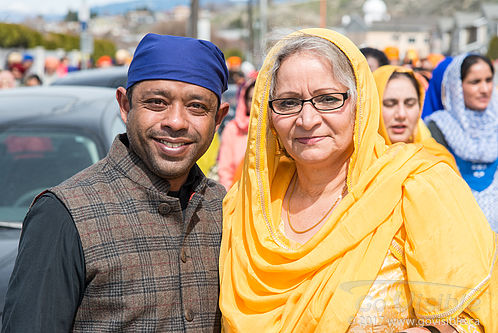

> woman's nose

[
  {"left": 296, "top": 101, "right": 321, "bottom": 129},
  {"left": 478, "top": 81, "right": 491, "bottom": 94},
  {"left": 394, "top": 103, "right": 407, "bottom": 119}
]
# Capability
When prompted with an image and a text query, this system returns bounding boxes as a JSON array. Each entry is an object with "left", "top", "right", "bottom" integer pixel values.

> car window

[
  {"left": 0, "top": 131, "right": 101, "bottom": 222},
  {"left": 110, "top": 115, "right": 126, "bottom": 139}
]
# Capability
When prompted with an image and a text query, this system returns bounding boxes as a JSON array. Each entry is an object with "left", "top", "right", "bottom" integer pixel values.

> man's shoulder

[
  {"left": 47, "top": 158, "right": 113, "bottom": 214},
  {"left": 202, "top": 177, "right": 227, "bottom": 200},
  {"left": 53, "top": 155, "right": 111, "bottom": 192}
]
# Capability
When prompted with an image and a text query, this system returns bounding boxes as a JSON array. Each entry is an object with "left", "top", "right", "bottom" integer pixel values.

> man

[{"left": 2, "top": 33, "right": 229, "bottom": 332}]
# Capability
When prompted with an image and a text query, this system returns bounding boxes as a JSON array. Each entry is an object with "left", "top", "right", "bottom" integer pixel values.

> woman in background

[
  {"left": 426, "top": 54, "right": 498, "bottom": 232},
  {"left": 218, "top": 78, "right": 256, "bottom": 189},
  {"left": 373, "top": 65, "right": 459, "bottom": 173},
  {"left": 360, "top": 47, "right": 389, "bottom": 72},
  {"left": 0, "top": 70, "right": 16, "bottom": 89}
]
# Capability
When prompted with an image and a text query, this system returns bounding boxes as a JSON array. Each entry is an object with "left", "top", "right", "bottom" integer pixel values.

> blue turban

[
  {"left": 23, "top": 53, "right": 34, "bottom": 62},
  {"left": 126, "top": 33, "right": 228, "bottom": 103}
]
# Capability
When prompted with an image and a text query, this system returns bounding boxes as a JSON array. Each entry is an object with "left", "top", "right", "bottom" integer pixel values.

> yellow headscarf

[
  {"left": 372, "top": 65, "right": 459, "bottom": 173},
  {"left": 219, "top": 29, "right": 497, "bottom": 332}
]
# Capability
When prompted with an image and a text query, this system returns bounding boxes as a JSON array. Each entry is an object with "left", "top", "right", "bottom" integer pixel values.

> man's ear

[
  {"left": 215, "top": 102, "right": 230, "bottom": 130},
  {"left": 116, "top": 86, "right": 130, "bottom": 124}
]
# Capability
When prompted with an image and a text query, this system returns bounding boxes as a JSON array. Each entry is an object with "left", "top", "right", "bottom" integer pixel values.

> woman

[
  {"left": 425, "top": 54, "right": 498, "bottom": 232},
  {"left": 0, "top": 70, "right": 16, "bottom": 89},
  {"left": 218, "top": 78, "right": 256, "bottom": 189},
  {"left": 373, "top": 65, "right": 459, "bottom": 173},
  {"left": 360, "top": 47, "right": 389, "bottom": 72},
  {"left": 219, "top": 29, "right": 497, "bottom": 332}
]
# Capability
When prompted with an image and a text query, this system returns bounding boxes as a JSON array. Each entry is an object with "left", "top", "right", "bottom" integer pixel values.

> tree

[
  {"left": 487, "top": 35, "right": 498, "bottom": 61},
  {"left": 92, "top": 39, "right": 117, "bottom": 64},
  {"left": 224, "top": 48, "right": 244, "bottom": 60},
  {"left": 0, "top": 23, "right": 116, "bottom": 62},
  {"left": 64, "top": 10, "right": 78, "bottom": 22},
  {"left": 0, "top": 23, "right": 43, "bottom": 48}
]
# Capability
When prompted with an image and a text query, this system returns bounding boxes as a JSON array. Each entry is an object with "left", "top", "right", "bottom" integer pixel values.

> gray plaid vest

[{"left": 51, "top": 135, "right": 224, "bottom": 332}]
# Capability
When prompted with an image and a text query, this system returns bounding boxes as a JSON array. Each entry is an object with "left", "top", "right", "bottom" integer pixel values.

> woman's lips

[
  {"left": 296, "top": 136, "right": 326, "bottom": 144},
  {"left": 477, "top": 96, "right": 490, "bottom": 103},
  {"left": 390, "top": 125, "right": 407, "bottom": 134}
]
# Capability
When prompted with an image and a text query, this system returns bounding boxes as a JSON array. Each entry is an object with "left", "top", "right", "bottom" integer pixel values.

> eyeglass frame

[{"left": 268, "top": 90, "right": 350, "bottom": 115}]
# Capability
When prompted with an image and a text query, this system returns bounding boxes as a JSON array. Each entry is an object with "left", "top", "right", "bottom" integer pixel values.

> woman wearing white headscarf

[{"left": 426, "top": 54, "right": 498, "bottom": 232}]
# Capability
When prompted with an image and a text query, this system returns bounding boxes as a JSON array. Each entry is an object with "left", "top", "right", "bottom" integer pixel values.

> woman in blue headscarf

[
  {"left": 425, "top": 53, "right": 498, "bottom": 232},
  {"left": 421, "top": 57, "right": 452, "bottom": 119}
]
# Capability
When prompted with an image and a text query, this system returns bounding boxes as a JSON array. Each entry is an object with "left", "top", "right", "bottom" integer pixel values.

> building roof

[
  {"left": 368, "top": 16, "right": 436, "bottom": 33},
  {"left": 437, "top": 17, "right": 454, "bottom": 32},
  {"left": 342, "top": 13, "right": 369, "bottom": 32},
  {"left": 454, "top": 11, "right": 483, "bottom": 28},
  {"left": 481, "top": 3, "right": 498, "bottom": 20}
]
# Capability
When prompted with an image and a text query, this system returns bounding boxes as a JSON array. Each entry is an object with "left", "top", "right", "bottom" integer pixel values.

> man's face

[{"left": 117, "top": 80, "right": 228, "bottom": 190}]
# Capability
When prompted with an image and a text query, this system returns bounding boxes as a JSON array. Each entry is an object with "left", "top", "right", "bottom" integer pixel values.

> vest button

[
  {"left": 185, "top": 308, "right": 194, "bottom": 322},
  {"left": 180, "top": 248, "right": 187, "bottom": 263},
  {"left": 158, "top": 203, "right": 171, "bottom": 215}
]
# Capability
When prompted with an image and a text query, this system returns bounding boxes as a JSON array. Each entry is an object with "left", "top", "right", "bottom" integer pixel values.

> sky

[{"left": 0, "top": 0, "right": 124, "bottom": 16}]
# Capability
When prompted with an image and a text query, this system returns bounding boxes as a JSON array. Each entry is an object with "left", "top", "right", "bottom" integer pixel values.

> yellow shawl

[
  {"left": 219, "top": 28, "right": 497, "bottom": 332},
  {"left": 372, "top": 65, "right": 460, "bottom": 174}
]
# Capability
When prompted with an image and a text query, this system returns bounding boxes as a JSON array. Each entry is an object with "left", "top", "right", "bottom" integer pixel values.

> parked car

[
  {"left": 0, "top": 86, "right": 125, "bottom": 327},
  {"left": 51, "top": 66, "right": 129, "bottom": 88}
]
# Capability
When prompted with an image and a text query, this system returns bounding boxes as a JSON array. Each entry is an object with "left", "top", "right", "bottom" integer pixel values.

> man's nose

[{"left": 160, "top": 102, "right": 188, "bottom": 130}]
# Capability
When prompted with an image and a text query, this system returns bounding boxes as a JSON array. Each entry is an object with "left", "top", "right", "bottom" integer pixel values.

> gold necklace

[{"left": 286, "top": 176, "right": 344, "bottom": 234}]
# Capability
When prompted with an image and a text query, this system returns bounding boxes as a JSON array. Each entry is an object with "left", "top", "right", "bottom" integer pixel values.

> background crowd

[
  {"left": 0, "top": 48, "right": 132, "bottom": 88},
  {"left": 1, "top": 40, "right": 496, "bottom": 232}
]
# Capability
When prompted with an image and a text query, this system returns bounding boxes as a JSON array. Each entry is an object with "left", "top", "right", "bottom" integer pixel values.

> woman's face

[
  {"left": 462, "top": 60, "right": 494, "bottom": 111},
  {"left": 270, "top": 52, "right": 354, "bottom": 168},
  {"left": 366, "top": 56, "right": 380, "bottom": 72},
  {"left": 382, "top": 75, "right": 420, "bottom": 143}
]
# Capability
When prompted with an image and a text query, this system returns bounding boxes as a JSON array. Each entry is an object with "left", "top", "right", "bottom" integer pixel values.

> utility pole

[
  {"left": 189, "top": 0, "right": 199, "bottom": 38},
  {"left": 320, "top": 0, "right": 326, "bottom": 28},
  {"left": 248, "top": 0, "right": 255, "bottom": 64},
  {"left": 260, "top": 0, "right": 267, "bottom": 55},
  {"left": 79, "top": 0, "right": 92, "bottom": 69}
]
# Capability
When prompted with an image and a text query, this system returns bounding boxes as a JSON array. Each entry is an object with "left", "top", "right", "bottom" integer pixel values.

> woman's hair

[
  {"left": 461, "top": 54, "right": 494, "bottom": 81},
  {"left": 388, "top": 71, "right": 421, "bottom": 103},
  {"left": 268, "top": 33, "right": 357, "bottom": 109},
  {"left": 360, "top": 47, "right": 389, "bottom": 67}
]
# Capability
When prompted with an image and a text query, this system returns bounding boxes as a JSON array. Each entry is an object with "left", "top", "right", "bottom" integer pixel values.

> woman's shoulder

[{"left": 425, "top": 120, "right": 449, "bottom": 148}]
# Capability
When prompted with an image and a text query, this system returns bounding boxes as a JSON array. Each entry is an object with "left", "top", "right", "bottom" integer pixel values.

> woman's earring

[{"left": 270, "top": 127, "right": 285, "bottom": 155}]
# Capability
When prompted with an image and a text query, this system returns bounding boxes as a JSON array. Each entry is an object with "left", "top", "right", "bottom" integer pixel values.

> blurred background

[{"left": 1, "top": 0, "right": 498, "bottom": 76}]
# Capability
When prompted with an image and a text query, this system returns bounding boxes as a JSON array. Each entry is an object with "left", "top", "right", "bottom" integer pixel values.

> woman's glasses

[{"left": 269, "top": 91, "right": 349, "bottom": 115}]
